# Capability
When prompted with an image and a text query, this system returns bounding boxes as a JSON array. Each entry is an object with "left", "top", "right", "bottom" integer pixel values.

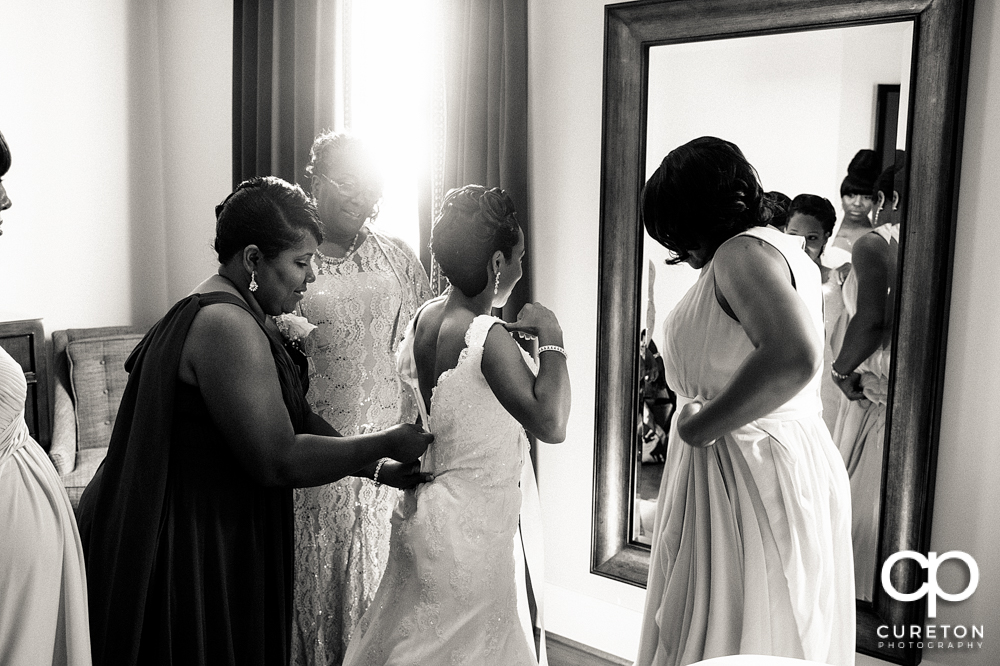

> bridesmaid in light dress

[
  {"left": 0, "top": 128, "right": 92, "bottom": 665},
  {"left": 635, "top": 137, "right": 855, "bottom": 666}
]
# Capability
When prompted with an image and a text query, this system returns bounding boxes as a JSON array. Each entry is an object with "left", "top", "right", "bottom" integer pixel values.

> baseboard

[{"left": 541, "top": 629, "right": 632, "bottom": 666}]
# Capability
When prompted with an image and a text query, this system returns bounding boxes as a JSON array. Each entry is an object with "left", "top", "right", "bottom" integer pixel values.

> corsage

[{"left": 274, "top": 312, "right": 317, "bottom": 354}]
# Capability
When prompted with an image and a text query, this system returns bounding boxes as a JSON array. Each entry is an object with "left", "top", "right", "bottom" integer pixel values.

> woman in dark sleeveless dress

[{"left": 77, "top": 177, "right": 432, "bottom": 666}]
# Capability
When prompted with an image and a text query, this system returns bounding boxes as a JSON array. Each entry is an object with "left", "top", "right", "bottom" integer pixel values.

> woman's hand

[
  {"left": 383, "top": 423, "right": 434, "bottom": 463},
  {"left": 376, "top": 460, "right": 433, "bottom": 489},
  {"left": 676, "top": 400, "right": 714, "bottom": 448},
  {"left": 833, "top": 370, "right": 866, "bottom": 401},
  {"left": 503, "top": 302, "right": 563, "bottom": 345}
]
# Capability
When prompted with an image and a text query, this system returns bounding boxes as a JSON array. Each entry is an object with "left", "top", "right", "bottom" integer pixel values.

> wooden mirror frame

[{"left": 591, "top": 1, "right": 974, "bottom": 663}]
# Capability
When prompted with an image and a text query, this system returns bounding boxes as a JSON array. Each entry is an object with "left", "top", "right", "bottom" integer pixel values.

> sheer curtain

[
  {"left": 433, "top": 0, "right": 531, "bottom": 316},
  {"left": 232, "top": 0, "right": 530, "bottom": 313},
  {"left": 232, "top": 0, "right": 348, "bottom": 188}
]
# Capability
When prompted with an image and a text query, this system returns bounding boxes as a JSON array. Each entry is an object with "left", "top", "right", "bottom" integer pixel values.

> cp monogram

[{"left": 881, "top": 551, "right": 979, "bottom": 617}]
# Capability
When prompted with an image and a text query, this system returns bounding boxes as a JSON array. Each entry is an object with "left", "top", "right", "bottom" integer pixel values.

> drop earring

[
  {"left": 249, "top": 270, "right": 258, "bottom": 292},
  {"left": 494, "top": 269, "right": 501, "bottom": 295}
]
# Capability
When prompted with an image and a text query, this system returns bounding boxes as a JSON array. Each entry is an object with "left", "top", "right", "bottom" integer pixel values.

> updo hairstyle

[
  {"left": 840, "top": 149, "right": 880, "bottom": 198},
  {"left": 430, "top": 185, "right": 520, "bottom": 297},
  {"left": 642, "top": 136, "right": 765, "bottom": 265},
  {"left": 874, "top": 150, "right": 907, "bottom": 214},
  {"left": 788, "top": 194, "right": 837, "bottom": 234},
  {"left": 214, "top": 176, "right": 323, "bottom": 264}
]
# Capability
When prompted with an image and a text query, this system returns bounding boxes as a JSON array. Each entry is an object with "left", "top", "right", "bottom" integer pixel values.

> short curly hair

[
  {"left": 788, "top": 194, "right": 837, "bottom": 234},
  {"left": 431, "top": 185, "right": 520, "bottom": 297},
  {"left": 642, "top": 136, "right": 765, "bottom": 265},
  {"left": 305, "top": 130, "right": 383, "bottom": 219},
  {"left": 214, "top": 176, "right": 323, "bottom": 264}
]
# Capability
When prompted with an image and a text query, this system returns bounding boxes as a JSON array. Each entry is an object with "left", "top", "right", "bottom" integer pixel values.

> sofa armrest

[
  {"left": 49, "top": 381, "right": 78, "bottom": 475},
  {"left": 48, "top": 329, "right": 77, "bottom": 475}
]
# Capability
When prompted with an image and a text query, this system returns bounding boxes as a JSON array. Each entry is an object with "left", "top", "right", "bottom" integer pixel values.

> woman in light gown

[
  {"left": 635, "top": 137, "right": 855, "bottom": 666},
  {"left": 292, "top": 131, "right": 433, "bottom": 666},
  {"left": 830, "top": 157, "right": 903, "bottom": 601},
  {"left": 343, "top": 185, "right": 571, "bottom": 665},
  {"left": 0, "top": 128, "right": 91, "bottom": 665},
  {"left": 782, "top": 194, "right": 843, "bottom": 432}
]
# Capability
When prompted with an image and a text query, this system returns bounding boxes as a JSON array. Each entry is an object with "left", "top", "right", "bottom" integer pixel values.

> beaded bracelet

[
  {"left": 373, "top": 458, "right": 388, "bottom": 486},
  {"left": 538, "top": 345, "right": 568, "bottom": 359},
  {"left": 831, "top": 366, "right": 852, "bottom": 381}
]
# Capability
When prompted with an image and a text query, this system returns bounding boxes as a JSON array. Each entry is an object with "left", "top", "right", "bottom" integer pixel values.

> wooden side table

[{"left": 0, "top": 318, "right": 51, "bottom": 450}]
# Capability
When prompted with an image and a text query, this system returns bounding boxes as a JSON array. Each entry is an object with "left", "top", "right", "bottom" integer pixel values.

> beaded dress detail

[
  {"left": 342, "top": 315, "right": 537, "bottom": 665},
  {"left": 292, "top": 227, "right": 431, "bottom": 666}
]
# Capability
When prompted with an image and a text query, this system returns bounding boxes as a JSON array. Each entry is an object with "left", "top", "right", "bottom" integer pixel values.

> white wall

[
  {"left": 0, "top": 0, "right": 230, "bottom": 331},
  {"left": 528, "top": 1, "right": 1000, "bottom": 664},
  {"left": 0, "top": 0, "right": 133, "bottom": 330},
  {"left": 642, "top": 24, "right": 912, "bottom": 350}
]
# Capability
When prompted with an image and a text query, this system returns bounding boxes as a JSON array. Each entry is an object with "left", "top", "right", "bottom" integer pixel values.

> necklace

[
  {"left": 345, "top": 231, "right": 360, "bottom": 255},
  {"left": 319, "top": 231, "right": 361, "bottom": 262}
]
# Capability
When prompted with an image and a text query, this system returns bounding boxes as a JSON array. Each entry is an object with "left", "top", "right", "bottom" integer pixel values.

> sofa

[{"left": 48, "top": 325, "right": 146, "bottom": 509}]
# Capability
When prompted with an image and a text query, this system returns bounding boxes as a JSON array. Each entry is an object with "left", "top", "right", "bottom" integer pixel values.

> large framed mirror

[{"left": 591, "top": 1, "right": 974, "bottom": 664}]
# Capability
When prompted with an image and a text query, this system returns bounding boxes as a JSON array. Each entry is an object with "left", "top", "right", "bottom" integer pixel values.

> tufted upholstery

[{"left": 49, "top": 326, "right": 146, "bottom": 509}]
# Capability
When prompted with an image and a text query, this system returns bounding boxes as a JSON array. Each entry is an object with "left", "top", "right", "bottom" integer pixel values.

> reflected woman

[
  {"left": 635, "top": 137, "right": 854, "bottom": 666},
  {"left": 783, "top": 194, "right": 843, "bottom": 431},
  {"left": 829, "top": 149, "right": 880, "bottom": 263},
  {"left": 830, "top": 156, "right": 904, "bottom": 601}
]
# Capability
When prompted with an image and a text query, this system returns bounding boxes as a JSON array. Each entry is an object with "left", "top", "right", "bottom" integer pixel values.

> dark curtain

[
  {"left": 232, "top": 0, "right": 344, "bottom": 189},
  {"left": 438, "top": 0, "right": 530, "bottom": 320}
]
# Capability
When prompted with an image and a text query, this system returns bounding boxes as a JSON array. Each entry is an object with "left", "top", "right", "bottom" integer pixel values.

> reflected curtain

[
  {"left": 232, "top": 0, "right": 347, "bottom": 189},
  {"left": 433, "top": 0, "right": 530, "bottom": 318}
]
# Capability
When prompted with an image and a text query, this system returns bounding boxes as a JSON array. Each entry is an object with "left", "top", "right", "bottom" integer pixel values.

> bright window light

[{"left": 349, "top": 0, "right": 438, "bottom": 256}]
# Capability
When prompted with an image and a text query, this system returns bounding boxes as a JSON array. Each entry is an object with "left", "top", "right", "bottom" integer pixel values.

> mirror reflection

[{"left": 632, "top": 22, "right": 912, "bottom": 603}]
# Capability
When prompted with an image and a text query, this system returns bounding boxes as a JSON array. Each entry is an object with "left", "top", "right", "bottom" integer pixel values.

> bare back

[{"left": 412, "top": 297, "right": 480, "bottom": 415}]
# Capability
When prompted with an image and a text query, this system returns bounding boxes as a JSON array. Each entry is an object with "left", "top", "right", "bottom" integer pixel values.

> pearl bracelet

[
  {"left": 373, "top": 458, "right": 388, "bottom": 486},
  {"left": 831, "top": 366, "right": 852, "bottom": 381},
  {"left": 538, "top": 345, "right": 567, "bottom": 359}
]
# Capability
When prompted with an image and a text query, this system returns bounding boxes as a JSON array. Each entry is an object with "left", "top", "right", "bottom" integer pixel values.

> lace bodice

[{"left": 399, "top": 314, "right": 534, "bottom": 500}]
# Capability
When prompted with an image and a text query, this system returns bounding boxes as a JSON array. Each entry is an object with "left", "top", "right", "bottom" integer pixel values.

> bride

[{"left": 343, "top": 185, "right": 571, "bottom": 665}]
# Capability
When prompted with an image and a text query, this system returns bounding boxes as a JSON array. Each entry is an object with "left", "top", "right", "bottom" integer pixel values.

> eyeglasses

[{"left": 316, "top": 173, "right": 380, "bottom": 200}]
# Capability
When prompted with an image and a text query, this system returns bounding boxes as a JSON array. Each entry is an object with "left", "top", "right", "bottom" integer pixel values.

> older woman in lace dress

[{"left": 292, "top": 131, "right": 432, "bottom": 666}]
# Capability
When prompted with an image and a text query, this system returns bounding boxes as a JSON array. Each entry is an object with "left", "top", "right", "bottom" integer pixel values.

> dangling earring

[
  {"left": 249, "top": 270, "right": 258, "bottom": 292},
  {"left": 494, "top": 269, "right": 501, "bottom": 296}
]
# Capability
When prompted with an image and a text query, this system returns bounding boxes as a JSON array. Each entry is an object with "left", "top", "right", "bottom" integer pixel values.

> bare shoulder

[
  {"left": 852, "top": 230, "right": 893, "bottom": 257},
  {"left": 714, "top": 233, "right": 789, "bottom": 283},
  {"left": 483, "top": 318, "right": 521, "bottom": 361},
  {"left": 181, "top": 302, "right": 271, "bottom": 382}
]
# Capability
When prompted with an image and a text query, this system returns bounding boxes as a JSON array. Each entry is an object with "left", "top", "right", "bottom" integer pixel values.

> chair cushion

[{"left": 66, "top": 335, "right": 143, "bottom": 451}]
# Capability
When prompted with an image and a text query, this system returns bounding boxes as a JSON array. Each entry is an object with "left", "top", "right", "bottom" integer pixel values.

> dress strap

[{"left": 465, "top": 314, "right": 503, "bottom": 352}]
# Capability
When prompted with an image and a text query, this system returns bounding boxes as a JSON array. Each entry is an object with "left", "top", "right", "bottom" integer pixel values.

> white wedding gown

[{"left": 342, "top": 314, "right": 537, "bottom": 666}]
